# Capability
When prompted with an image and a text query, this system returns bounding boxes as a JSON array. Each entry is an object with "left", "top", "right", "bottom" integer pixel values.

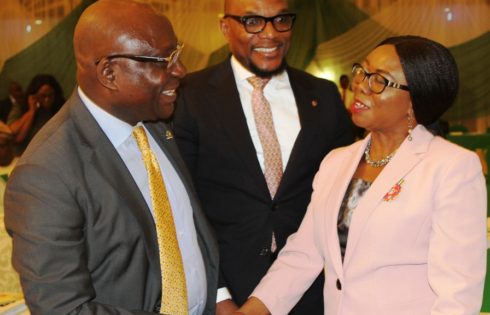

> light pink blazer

[{"left": 252, "top": 125, "right": 487, "bottom": 315}]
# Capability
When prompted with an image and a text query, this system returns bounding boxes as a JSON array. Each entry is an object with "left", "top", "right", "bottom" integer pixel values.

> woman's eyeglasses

[{"left": 352, "top": 63, "right": 409, "bottom": 94}]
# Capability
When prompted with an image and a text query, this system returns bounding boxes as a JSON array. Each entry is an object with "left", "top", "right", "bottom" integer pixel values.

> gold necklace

[{"left": 364, "top": 139, "right": 397, "bottom": 168}]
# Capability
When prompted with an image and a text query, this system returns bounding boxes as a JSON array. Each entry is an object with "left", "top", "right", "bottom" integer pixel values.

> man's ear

[
  {"left": 96, "top": 59, "right": 118, "bottom": 90},
  {"left": 220, "top": 18, "right": 230, "bottom": 39}
]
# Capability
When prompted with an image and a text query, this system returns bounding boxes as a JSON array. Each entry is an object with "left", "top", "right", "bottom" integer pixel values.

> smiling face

[
  {"left": 108, "top": 19, "right": 186, "bottom": 124},
  {"left": 351, "top": 44, "right": 413, "bottom": 135},
  {"left": 75, "top": 0, "right": 186, "bottom": 125},
  {"left": 221, "top": 0, "right": 292, "bottom": 76}
]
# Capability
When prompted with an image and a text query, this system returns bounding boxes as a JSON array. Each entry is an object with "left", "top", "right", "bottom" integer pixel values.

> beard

[{"left": 249, "top": 59, "right": 288, "bottom": 78}]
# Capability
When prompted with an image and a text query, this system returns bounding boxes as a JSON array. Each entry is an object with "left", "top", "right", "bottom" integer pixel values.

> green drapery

[
  {"left": 0, "top": 0, "right": 488, "bottom": 122},
  {"left": 287, "top": 0, "right": 368, "bottom": 69},
  {"left": 0, "top": 0, "right": 95, "bottom": 101},
  {"left": 445, "top": 31, "right": 490, "bottom": 121}
]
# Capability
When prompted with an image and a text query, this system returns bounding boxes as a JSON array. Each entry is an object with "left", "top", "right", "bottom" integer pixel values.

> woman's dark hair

[
  {"left": 25, "top": 74, "right": 65, "bottom": 114},
  {"left": 376, "top": 35, "right": 459, "bottom": 126}
]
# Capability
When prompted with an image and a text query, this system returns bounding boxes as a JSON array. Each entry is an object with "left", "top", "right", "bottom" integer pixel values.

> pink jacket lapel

[{"left": 341, "top": 126, "right": 434, "bottom": 269}]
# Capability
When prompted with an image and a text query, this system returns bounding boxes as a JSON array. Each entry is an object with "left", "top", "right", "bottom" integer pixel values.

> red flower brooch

[{"left": 383, "top": 179, "right": 404, "bottom": 201}]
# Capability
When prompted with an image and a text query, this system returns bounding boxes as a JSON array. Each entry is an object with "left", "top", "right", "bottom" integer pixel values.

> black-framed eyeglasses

[
  {"left": 95, "top": 42, "right": 184, "bottom": 71},
  {"left": 223, "top": 13, "right": 296, "bottom": 34},
  {"left": 352, "top": 63, "right": 409, "bottom": 94}
]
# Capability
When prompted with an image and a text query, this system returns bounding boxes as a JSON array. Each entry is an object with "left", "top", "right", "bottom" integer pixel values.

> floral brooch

[{"left": 383, "top": 179, "right": 404, "bottom": 201}]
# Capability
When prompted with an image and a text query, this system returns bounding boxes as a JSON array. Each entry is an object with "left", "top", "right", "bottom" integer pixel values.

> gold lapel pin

[
  {"left": 311, "top": 100, "right": 318, "bottom": 107},
  {"left": 165, "top": 130, "right": 173, "bottom": 140}
]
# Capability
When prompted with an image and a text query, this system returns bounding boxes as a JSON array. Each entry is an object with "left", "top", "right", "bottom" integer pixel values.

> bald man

[
  {"left": 4, "top": 0, "right": 218, "bottom": 314},
  {"left": 173, "top": 0, "right": 354, "bottom": 314}
]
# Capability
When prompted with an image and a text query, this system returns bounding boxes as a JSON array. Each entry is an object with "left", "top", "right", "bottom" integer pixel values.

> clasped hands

[{"left": 217, "top": 297, "right": 269, "bottom": 315}]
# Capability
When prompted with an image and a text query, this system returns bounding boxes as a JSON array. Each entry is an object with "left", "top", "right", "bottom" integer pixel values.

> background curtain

[{"left": 0, "top": 0, "right": 489, "bottom": 129}]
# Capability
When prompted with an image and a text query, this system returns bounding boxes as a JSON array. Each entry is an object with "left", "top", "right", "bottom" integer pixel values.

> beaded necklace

[{"left": 364, "top": 139, "right": 397, "bottom": 168}]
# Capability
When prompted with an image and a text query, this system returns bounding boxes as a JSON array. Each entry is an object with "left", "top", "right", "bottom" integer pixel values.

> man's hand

[
  {"left": 216, "top": 298, "right": 239, "bottom": 315},
  {"left": 232, "top": 297, "right": 270, "bottom": 315}
]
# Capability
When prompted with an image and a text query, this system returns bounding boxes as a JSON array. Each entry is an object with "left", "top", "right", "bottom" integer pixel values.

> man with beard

[{"left": 173, "top": 0, "right": 353, "bottom": 313}]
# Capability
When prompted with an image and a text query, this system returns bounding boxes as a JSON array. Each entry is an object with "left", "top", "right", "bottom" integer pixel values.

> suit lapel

[
  {"left": 275, "top": 68, "right": 323, "bottom": 197},
  {"left": 207, "top": 60, "right": 270, "bottom": 198},
  {"left": 69, "top": 92, "right": 160, "bottom": 267},
  {"left": 323, "top": 141, "right": 365, "bottom": 278},
  {"left": 145, "top": 122, "right": 195, "bottom": 194},
  {"left": 343, "top": 126, "right": 433, "bottom": 269}
]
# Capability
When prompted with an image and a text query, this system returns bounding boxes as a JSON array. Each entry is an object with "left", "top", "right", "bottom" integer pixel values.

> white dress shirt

[
  {"left": 230, "top": 56, "right": 300, "bottom": 172},
  {"left": 79, "top": 88, "right": 206, "bottom": 315},
  {"left": 215, "top": 58, "right": 301, "bottom": 303}
]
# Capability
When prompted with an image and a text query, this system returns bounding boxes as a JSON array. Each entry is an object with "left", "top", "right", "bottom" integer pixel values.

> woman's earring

[{"left": 407, "top": 110, "right": 414, "bottom": 141}]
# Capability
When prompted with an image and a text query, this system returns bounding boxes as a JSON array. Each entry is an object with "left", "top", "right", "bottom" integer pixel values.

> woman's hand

[{"left": 27, "top": 94, "right": 40, "bottom": 112}]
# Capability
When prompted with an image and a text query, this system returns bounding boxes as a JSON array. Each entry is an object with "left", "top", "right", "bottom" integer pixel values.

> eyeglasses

[
  {"left": 352, "top": 63, "right": 409, "bottom": 94},
  {"left": 95, "top": 42, "right": 184, "bottom": 71},
  {"left": 223, "top": 13, "right": 296, "bottom": 34}
]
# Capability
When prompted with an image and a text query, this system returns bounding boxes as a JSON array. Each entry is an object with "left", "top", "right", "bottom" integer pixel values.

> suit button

[
  {"left": 271, "top": 203, "right": 278, "bottom": 211},
  {"left": 336, "top": 279, "right": 342, "bottom": 290}
]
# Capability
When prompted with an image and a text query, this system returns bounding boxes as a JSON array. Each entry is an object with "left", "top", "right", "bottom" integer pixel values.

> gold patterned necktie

[
  {"left": 132, "top": 126, "right": 188, "bottom": 315},
  {"left": 248, "top": 76, "right": 283, "bottom": 198}
]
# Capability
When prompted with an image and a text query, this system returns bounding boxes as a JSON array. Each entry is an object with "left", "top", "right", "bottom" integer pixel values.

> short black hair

[{"left": 377, "top": 35, "right": 459, "bottom": 126}]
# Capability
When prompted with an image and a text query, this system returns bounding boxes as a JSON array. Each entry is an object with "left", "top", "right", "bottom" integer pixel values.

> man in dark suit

[
  {"left": 4, "top": 1, "right": 218, "bottom": 314},
  {"left": 173, "top": 0, "right": 354, "bottom": 314}
]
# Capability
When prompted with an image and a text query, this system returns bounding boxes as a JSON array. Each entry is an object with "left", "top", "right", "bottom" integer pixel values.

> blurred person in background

[
  {"left": 8, "top": 74, "right": 65, "bottom": 156},
  {"left": 338, "top": 74, "right": 353, "bottom": 111},
  {"left": 0, "top": 81, "right": 24, "bottom": 122},
  {"left": 0, "top": 120, "right": 20, "bottom": 296}
]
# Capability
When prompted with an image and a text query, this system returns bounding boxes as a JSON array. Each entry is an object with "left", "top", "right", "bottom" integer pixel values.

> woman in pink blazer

[{"left": 234, "top": 36, "right": 487, "bottom": 315}]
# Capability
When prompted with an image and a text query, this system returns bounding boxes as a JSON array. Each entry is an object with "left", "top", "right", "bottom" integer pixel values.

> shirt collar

[{"left": 78, "top": 87, "right": 134, "bottom": 148}]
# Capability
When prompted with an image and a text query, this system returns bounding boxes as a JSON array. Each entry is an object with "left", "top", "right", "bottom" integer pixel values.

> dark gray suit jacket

[
  {"left": 173, "top": 58, "right": 354, "bottom": 314},
  {"left": 4, "top": 91, "right": 219, "bottom": 315}
]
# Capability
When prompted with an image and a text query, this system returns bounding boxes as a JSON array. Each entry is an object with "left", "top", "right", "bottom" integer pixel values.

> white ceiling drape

[{"left": 308, "top": 0, "right": 490, "bottom": 81}]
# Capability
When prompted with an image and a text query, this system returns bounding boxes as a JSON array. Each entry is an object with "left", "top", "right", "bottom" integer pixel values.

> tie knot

[
  {"left": 248, "top": 76, "right": 270, "bottom": 90},
  {"left": 132, "top": 126, "right": 151, "bottom": 153}
]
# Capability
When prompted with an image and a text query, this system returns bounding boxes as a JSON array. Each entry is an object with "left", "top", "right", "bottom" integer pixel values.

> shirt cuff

[{"left": 216, "top": 287, "right": 233, "bottom": 303}]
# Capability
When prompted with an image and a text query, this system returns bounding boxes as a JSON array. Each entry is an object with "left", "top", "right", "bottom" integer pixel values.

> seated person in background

[
  {"left": 0, "top": 82, "right": 24, "bottom": 123},
  {"left": 0, "top": 121, "right": 21, "bottom": 296},
  {"left": 235, "top": 35, "right": 487, "bottom": 315},
  {"left": 8, "top": 74, "right": 65, "bottom": 156},
  {"left": 0, "top": 121, "right": 14, "bottom": 167}
]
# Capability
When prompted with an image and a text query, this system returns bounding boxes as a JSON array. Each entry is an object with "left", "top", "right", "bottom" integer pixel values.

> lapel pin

[
  {"left": 383, "top": 179, "right": 404, "bottom": 201},
  {"left": 311, "top": 99, "right": 318, "bottom": 107},
  {"left": 165, "top": 130, "right": 173, "bottom": 140}
]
